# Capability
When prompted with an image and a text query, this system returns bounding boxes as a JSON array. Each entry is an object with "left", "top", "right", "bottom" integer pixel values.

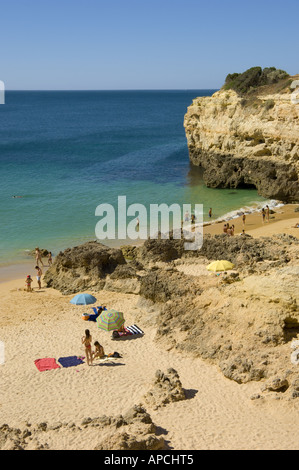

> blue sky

[{"left": 1, "top": 0, "right": 298, "bottom": 90}]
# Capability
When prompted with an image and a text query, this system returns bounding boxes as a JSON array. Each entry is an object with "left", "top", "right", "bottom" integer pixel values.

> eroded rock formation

[
  {"left": 142, "top": 369, "right": 186, "bottom": 410},
  {"left": 0, "top": 406, "right": 165, "bottom": 451},
  {"left": 184, "top": 73, "right": 299, "bottom": 202},
  {"left": 43, "top": 241, "right": 126, "bottom": 294}
]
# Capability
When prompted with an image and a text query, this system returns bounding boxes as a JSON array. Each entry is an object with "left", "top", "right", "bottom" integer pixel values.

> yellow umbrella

[{"left": 207, "top": 260, "right": 235, "bottom": 272}]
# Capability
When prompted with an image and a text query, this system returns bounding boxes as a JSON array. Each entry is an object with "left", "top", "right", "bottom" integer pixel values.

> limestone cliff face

[{"left": 184, "top": 85, "right": 299, "bottom": 202}]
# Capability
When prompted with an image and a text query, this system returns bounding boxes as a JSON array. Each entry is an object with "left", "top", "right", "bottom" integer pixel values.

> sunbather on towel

[
  {"left": 97, "top": 305, "right": 107, "bottom": 315},
  {"left": 93, "top": 341, "right": 105, "bottom": 360}
]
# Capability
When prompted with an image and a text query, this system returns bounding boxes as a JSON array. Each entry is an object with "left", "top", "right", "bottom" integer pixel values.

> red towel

[{"left": 34, "top": 358, "right": 60, "bottom": 372}]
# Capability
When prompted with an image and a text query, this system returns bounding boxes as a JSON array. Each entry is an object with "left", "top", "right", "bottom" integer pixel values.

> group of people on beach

[
  {"left": 262, "top": 205, "right": 270, "bottom": 223},
  {"left": 223, "top": 223, "right": 235, "bottom": 236},
  {"left": 35, "top": 247, "right": 52, "bottom": 267},
  {"left": 25, "top": 266, "right": 43, "bottom": 292},
  {"left": 220, "top": 205, "right": 271, "bottom": 238},
  {"left": 81, "top": 328, "right": 122, "bottom": 367},
  {"left": 25, "top": 247, "right": 53, "bottom": 292},
  {"left": 81, "top": 329, "right": 106, "bottom": 366}
]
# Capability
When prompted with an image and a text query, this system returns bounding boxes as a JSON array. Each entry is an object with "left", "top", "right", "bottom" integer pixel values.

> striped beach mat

[
  {"left": 112, "top": 324, "right": 144, "bottom": 340},
  {"left": 126, "top": 325, "right": 144, "bottom": 335}
]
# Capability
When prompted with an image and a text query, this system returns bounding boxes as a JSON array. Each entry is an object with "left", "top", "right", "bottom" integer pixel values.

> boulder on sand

[{"left": 43, "top": 241, "right": 126, "bottom": 294}]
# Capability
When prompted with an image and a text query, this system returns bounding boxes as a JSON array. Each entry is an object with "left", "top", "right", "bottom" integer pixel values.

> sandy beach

[
  {"left": 0, "top": 204, "right": 299, "bottom": 450},
  {"left": 0, "top": 277, "right": 299, "bottom": 450}
]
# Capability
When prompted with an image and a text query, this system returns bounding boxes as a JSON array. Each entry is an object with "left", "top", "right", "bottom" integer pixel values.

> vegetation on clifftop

[{"left": 223, "top": 66, "right": 290, "bottom": 94}]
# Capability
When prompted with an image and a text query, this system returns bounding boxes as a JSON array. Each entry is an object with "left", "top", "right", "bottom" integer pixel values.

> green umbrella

[{"left": 96, "top": 309, "right": 125, "bottom": 331}]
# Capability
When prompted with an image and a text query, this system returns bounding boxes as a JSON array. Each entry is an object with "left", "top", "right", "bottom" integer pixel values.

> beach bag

[
  {"left": 108, "top": 351, "right": 122, "bottom": 358},
  {"left": 112, "top": 351, "right": 121, "bottom": 358}
]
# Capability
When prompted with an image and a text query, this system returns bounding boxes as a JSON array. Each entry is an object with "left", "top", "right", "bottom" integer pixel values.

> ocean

[{"left": 0, "top": 90, "right": 269, "bottom": 266}]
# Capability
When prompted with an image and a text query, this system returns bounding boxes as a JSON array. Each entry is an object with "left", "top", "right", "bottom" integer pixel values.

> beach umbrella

[
  {"left": 70, "top": 293, "right": 97, "bottom": 305},
  {"left": 96, "top": 309, "right": 125, "bottom": 331},
  {"left": 207, "top": 260, "right": 235, "bottom": 272}
]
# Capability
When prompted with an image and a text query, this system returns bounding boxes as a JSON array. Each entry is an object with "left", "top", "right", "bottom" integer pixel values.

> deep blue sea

[{"left": 0, "top": 90, "right": 267, "bottom": 266}]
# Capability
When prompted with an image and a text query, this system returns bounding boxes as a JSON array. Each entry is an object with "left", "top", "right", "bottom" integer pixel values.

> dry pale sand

[{"left": 1, "top": 274, "right": 299, "bottom": 450}]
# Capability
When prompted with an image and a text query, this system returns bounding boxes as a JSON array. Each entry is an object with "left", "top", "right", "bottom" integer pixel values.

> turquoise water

[{"left": 0, "top": 90, "right": 266, "bottom": 265}]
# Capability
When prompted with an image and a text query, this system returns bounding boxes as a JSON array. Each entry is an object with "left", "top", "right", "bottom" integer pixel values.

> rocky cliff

[{"left": 184, "top": 70, "right": 299, "bottom": 202}]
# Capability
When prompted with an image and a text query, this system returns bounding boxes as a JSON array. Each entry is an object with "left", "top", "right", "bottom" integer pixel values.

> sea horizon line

[{"left": 5, "top": 88, "right": 220, "bottom": 92}]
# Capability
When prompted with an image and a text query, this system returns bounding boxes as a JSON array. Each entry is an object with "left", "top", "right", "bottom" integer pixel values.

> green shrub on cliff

[
  {"left": 263, "top": 99, "right": 275, "bottom": 110},
  {"left": 223, "top": 66, "right": 289, "bottom": 95}
]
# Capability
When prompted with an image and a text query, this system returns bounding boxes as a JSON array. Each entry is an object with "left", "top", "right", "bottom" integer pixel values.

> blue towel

[
  {"left": 88, "top": 314, "right": 98, "bottom": 322},
  {"left": 58, "top": 356, "right": 84, "bottom": 368}
]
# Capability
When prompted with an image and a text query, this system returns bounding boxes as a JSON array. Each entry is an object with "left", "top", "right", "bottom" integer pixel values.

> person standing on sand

[
  {"left": 262, "top": 208, "right": 266, "bottom": 224},
  {"left": 35, "top": 247, "right": 44, "bottom": 267},
  {"left": 242, "top": 213, "right": 246, "bottom": 227},
  {"left": 35, "top": 266, "right": 42, "bottom": 290},
  {"left": 25, "top": 275, "right": 33, "bottom": 292},
  {"left": 81, "top": 329, "right": 93, "bottom": 366}
]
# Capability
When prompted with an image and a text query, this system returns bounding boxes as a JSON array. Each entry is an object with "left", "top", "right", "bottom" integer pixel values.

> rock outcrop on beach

[
  {"left": 142, "top": 369, "right": 186, "bottom": 410},
  {"left": 134, "top": 234, "right": 299, "bottom": 400},
  {"left": 184, "top": 68, "right": 299, "bottom": 202},
  {"left": 43, "top": 241, "right": 127, "bottom": 294},
  {"left": 94, "top": 405, "right": 165, "bottom": 451},
  {"left": 0, "top": 406, "right": 165, "bottom": 451}
]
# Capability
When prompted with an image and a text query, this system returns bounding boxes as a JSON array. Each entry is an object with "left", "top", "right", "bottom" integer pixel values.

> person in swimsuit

[
  {"left": 93, "top": 342, "right": 105, "bottom": 360},
  {"left": 242, "top": 213, "right": 246, "bottom": 226},
  {"left": 35, "top": 266, "right": 42, "bottom": 289},
  {"left": 48, "top": 252, "right": 53, "bottom": 267},
  {"left": 81, "top": 329, "right": 93, "bottom": 366},
  {"left": 25, "top": 275, "right": 33, "bottom": 292},
  {"left": 97, "top": 306, "right": 106, "bottom": 315},
  {"left": 35, "top": 247, "right": 44, "bottom": 267},
  {"left": 262, "top": 208, "right": 266, "bottom": 224}
]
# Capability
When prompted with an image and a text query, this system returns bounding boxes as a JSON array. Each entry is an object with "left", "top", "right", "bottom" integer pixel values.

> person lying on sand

[
  {"left": 292, "top": 222, "right": 299, "bottom": 228},
  {"left": 97, "top": 305, "right": 106, "bottom": 315}
]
